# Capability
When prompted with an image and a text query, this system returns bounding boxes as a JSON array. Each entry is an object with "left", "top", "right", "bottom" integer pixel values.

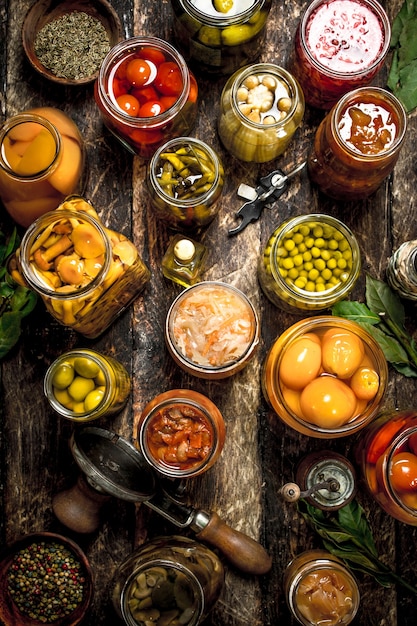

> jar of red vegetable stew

[
  {"left": 94, "top": 36, "right": 198, "bottom": 159},
  {"left": 137, "top": 389, "right": 226, "bottom": 478}
]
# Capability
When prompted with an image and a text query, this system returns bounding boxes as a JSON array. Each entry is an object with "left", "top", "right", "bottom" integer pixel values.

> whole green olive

[
  {"left": 74, "top": 357, "right": 101, "bottom": 379},
  {"left": 51, "top": 362, "right": 75, "bottom": 390},
  {"left": 68, "top": 376, "right": 95, "bottom": 402}
]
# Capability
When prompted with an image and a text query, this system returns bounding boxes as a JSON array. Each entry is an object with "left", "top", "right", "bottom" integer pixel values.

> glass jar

[
  {"left": 44, "top": 349, "right": 131, "bottom": 421},
  {"left": 386, "top": 240, "right": 417, "bottom": 301},
  {"left": 94, "top": 36, "right": 198, "bottom": 159},
  {"left": 289, "top": 0, "right": 390, "bottom": 109},
  {"left": 284, "top": 550, "right": 360, "bottom": 626},
  {"left": 218, "top": 63, "right": 305, "bottom": 163},
  {"left": 307, "top": 87, "right": 407, "bottom": 201},
  {"left": 165, "top": 281, "right": 260, "bottom": 379},
  {"left": 161, "top": 234, "right": 207, "bottom": 287},
  {"left": 356, "top": 409, "right": 417, "bottom": 525},
  {"left": 258, "top": 214, "right": 361, "bottom": 313},
  {"left": 169, "top": 0, "right": 272, "bottom": 76},
  {"left": 262, "top": 316, "right": 388, "bottom": 439},
  {"left": 112, "top": 536, "right": 224, "bottom": 626},
  {"left": 137, "top": 389, "right": 225, "bottom": 478},
  {"left": 147, "top": 137, "right": 224, "bottom": 232},
  {"left": 10, "top": 195, "right": 150, "bottom": 338},
  {"left": 0, "top": 108, "right": 84, "bottom": 227}
]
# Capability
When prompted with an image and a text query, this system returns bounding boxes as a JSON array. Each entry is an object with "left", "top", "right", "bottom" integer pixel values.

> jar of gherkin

[
  {"left": 112, "top": 536, "right": 224, "bottom": 626},
  {"left": 169, "top": 0, "right": 272, "bottom": 76},
  {"left": 258, "top": 214, "right": 360, "bottom": 313},
  {"left": 8, "top": 196, "right": 150, "bottom": 338}
]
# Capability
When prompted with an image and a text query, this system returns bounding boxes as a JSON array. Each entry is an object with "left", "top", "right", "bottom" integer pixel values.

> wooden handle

[{"left": 195, "top": 512, "right": 272, "bottom": 575}]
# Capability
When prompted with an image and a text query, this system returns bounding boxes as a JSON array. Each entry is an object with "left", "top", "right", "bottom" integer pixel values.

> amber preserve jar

[
  {"left": 94, "top": 36, "right": 198, "bottom": 159},
  {"left": 0, "top": 108, "right": 84, "bottom": 227},
  {"left": 308, "top": 87, "right": 407, "bottom": 200},
  {"left": 111, "top": 536, "right": 224, "bottom": 626},
  {"left": 9, "top": 196, "right": 150, "bottom": 338},
  {"left": 356, "top": 409, "right": 417, "bottom": 525},
  {"left": 284, "top": 550, "right": 360, "bottom": 625}
]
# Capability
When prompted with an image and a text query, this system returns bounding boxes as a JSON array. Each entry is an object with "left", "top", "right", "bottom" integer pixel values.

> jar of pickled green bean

[{"left": 258, "top": 214, "right": 361, "bottom": 313}]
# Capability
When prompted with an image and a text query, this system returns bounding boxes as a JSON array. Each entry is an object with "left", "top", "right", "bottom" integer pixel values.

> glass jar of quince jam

[
  {"left": 94, "top": 37, "right": 198, "bottom": 159},
  {"left": 137, "top": 389, "right": 226, "bottom": 478},
  {"left": 0, "top": 108, "right": 84, "bottom": 228},
  {"left": 284, "top": 550, "right": 360, "bottom": 625},
  {"left": 9, "top": 196, "right": 150, "bottom": 338},
  {"left": 308, "top": 87, "right": 407, "bottom": 201},
  {"left": 169, "top": 0, "right": 272, "bottom": 76},
  {"left": 356, "top": 409, "right": 417, "bottom": 525},
  {"left": 290, "top": 0, "right": 390, "bottom": 109}
]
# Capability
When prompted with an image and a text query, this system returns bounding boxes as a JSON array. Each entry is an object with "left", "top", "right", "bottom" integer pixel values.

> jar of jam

[
  {"left": 356, "top": 409, "right": 417, "bottom": 525},
  {"left": 218, "top": 63, "right": 304, "bottom": 163},
  {"left": 307, "top": 87, "right": 407, "bottom": 200},
  {"left": 169, "top": 0, "right": 272, "bottom": 76},
  {"left": 262, "top": 316, "right": 388, "bottom": 439},
  {"left": 44, "top": 349, "right": 131, "bottom": 422},
  {"left": 284, "top": 550, "right": 360, "bottom": 625},
  {"left": 258, "top": 214, "right": 361, "bottom": 313},
  {"left": 165, "top": 281, "right": 260, "bottom": 379},
  {"left": 147, "top": 137, "right": 224, "bottom": 232},
  {"left": 9, "top": 196, "right": 150, "bottom": 338},
  {"left": 0, "top": 108, "right": 84, "bottom": 227},
  {"left": 386, "top": 240, "right": 417, "bottom": 301},
  {"left": 112, "top": 536, "right": 224, "bottom": 626},
  {"left": 137, "top": 389, "right": 225, "bottom": 478},
  {"left": 290, "top": 0, "right": 390, "bottom": 109},
  {"left": 94, "top": 36, "right": 198, "bottom": 159}
]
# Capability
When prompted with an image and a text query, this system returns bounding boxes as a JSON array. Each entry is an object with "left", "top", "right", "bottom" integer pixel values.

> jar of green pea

[
  {"left": 44, "top": 349, "right": 131, "bottom": 421},
  {"left": 258, "top": 214, "right": 361, "bottom": 313}
]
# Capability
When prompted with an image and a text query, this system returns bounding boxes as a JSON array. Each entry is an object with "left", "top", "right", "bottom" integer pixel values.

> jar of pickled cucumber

[
  {"left": 218, "top": 63, "right": 304, "bottom": 163},
  {"left": 44, "top": 349, "right": 131, "bottom": 421},
  {"left": 169, "top": 0, "right": 272, "bottom": 76},
  {"left": 147, "top": 137, "right": 224, "bottom": 232},
  {"left": 258, "top": 214, "right": 361, "bottom": 313},
  {"left": 0, "top": 108, "right": 84, "bottom": 228},
  {"left": 112, "top": 536, "right": 224, "bottom": 626},
  {"left": 9, "top": 196, "right": 150, "bottom": 338}
]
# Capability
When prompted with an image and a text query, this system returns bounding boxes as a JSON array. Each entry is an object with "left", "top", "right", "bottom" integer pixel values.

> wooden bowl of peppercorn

[
  {"left": 22, "top": 0, "right": 122, "bottom": 86},
  {"left": 0, "top": 531, "right": 94, "bottom": 625}
]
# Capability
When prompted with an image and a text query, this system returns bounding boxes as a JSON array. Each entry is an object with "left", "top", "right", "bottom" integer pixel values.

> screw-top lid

[{"left": 174, "top": 238, "right": 196, "bottom": 262}]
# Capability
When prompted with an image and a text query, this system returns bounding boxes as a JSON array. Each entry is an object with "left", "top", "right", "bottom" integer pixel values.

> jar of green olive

[
  {"left": 44, "top": 349, "right": 131, "bottom": 421},
  {"left": 147, "top": 137, "right": 224, "bottom": 232},
  {"left": 218, "top": 63, "right": 305, "bottom": 163},
  {"left": 258, "top": 214, "right": 361, "bottom": 313},
  {"left": 112, "top": 536, "right": 224, "bottom": 626}
]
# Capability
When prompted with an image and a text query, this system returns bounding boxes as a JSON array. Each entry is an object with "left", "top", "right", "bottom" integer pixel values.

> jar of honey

[
  {"left": 9, "top": 196, "right": 150, "bottom": 338},
  {"left": 94, "top": 36, "right": 198, "bottom": 159},
  {"left": 0, "top": 108, "right": 84, "bottom": 227},
  {"left": 307, "top": 87, "right": 407, "bottom": 200},
  {"left": 356, "top": 409, "right": 417, "bottom": 525}
]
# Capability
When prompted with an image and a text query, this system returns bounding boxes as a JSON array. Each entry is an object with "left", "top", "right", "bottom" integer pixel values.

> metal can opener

[{"left": 228, "top": 161, "right": 306, "bottom": 236}]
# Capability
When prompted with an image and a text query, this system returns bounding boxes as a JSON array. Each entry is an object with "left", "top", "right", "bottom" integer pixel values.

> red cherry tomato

[
  {"left": 116, "top": 94, "right": 140, "bottom": 116},
  {"left": 131, "top": 85, "right": 159, "bottom": 105},
  {"left": 159, "top": 95, "right": 178, "bottom": 110},
  {"left": 188, "top": 74, "right": 198, "bottom": 103},
  {"left": 390, "top": 452, "right": 417, "bottom": 493},
  {"left": 138, "top": 47, "right": 166, "bottom": 66},
  {"left": 126, "top": 58, "right": 154, "bottom": 87},
  {"left": 112, "top": 77, "right": 129, "bottom": 99},
  {"left": 155, "top": 61, "right": 183, "bottom": 96},
  {"left": 366, "top": 419, "right": 406, "bottom": 464},
  {"left": 138, "top": 100, "right": 166, "bottom": 118},
  {"left": 409, "top": 433, "right": 417, "bottom": 455}
]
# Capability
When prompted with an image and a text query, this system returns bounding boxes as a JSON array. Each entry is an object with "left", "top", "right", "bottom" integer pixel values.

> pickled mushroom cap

[
  {"left": 72, "top": 223, "right": 106, "bottom": 259},
  {"left": 56, "top": 254, "right": 85, "bottom": 285}
]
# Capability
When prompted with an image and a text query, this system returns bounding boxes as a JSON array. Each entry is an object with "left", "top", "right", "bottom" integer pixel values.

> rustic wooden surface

[{"left": 1, "top": 0, "right": 417, "bottom": 624}]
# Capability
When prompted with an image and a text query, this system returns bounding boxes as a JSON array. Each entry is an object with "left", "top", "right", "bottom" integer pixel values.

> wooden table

[{"left": 1, "top": 0, "right": 417, "bottom": 624}]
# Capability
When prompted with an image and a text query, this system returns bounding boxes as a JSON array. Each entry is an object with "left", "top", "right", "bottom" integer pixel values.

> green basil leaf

[
  {"left": 360, "top": 322, "right": 409, "bottom": 365},
  {"left": 390, "top": 0, "right": 416, "bottom": 46},
  {"left": 388, "top": 0, "right": 417, "bottom": 112},
  {"left": 331, "top": 300, "right": 380, "bottom": 324},
  {"left": 365, "top": 275, "right": 406, "bottom": 328},
  {"left": 0, "top": 311, "right": 23, "bottom": 360}
]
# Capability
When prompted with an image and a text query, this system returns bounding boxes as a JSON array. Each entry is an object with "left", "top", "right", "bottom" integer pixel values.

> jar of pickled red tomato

[
  {"left": 258, "top": 214, "right": 361, "bottom": 313},
  {"left": 289, "top": 0, "right": 390, "bottom": 109},
  {"left": 284, "top": 550, "right": 360, "bottom": 625},
  {"left": 147, "top": 137, "right": 224, "bottom": 232},
  {"left": 165, "top": 281, "right": 260, "bottom": 379},
  {"left": 262, "top": 316, "right": 388, "bottom": 438},
  {"left": 218, "top": 63, "right": 304, "bottom": 163},
  {"left": 169, "top": 0, "right": 272, "bottom": 76},
  {"left": 0, "top": 108, "right": 84, "bottom": 227},
  {"left": 112, "top": 536, "right": 224, "bottom": 626},
  {"left": 44, "top": 349, "right": 131, "bottom": 422},
  {"left": 356, "top": 409, "right": 417, "bottom": 525},
  {"left": 9, "top": 196, "right": 150, "bottom": 338},
  {"left": 94, "top": 36, "right": 198, "bottom": 159},
  {"left": 137, "top": 389, "right": 225, "bottom": 478},
  {"left": 308, "top": 87, "right": 407, "bottom": 200}
]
